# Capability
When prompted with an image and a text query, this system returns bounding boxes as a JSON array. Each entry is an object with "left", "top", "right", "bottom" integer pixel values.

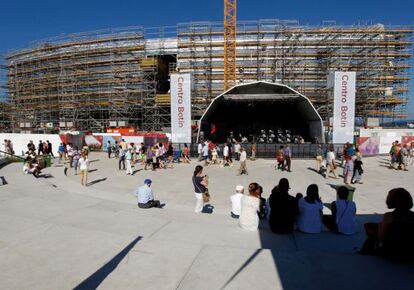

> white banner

[
  {"left": 170, "top": 74, "right": 192, "bottom": 143},
  {"left": 333, "top": 72, "right": 356, "bottom": 144}
]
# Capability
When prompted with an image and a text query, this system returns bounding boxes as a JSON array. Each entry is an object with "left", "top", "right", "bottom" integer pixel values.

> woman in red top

[{"left": 183, "top": 143, "right": 191, "bottom": 163}]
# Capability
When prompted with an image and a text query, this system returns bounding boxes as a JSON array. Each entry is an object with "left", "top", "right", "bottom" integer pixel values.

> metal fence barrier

[{"left": 172, "top": 143, "right": 344, "bottom": 159}]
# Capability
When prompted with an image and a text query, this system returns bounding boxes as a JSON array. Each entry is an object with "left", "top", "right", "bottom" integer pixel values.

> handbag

[{"left": 203, "top": 189, "right": 210, "bottom": 203}]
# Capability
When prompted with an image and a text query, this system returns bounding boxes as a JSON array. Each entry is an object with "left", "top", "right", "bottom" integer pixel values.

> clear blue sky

[{"left": 0, "top": 0, "right": 413, "bottom": 117}]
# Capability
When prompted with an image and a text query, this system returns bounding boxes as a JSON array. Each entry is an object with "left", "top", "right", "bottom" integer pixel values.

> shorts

[{"left": 80, "top": 169, "right": 88, "bottom": 176}]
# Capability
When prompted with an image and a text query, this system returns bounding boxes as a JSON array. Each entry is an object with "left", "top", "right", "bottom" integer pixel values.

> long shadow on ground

[{"left": 73, "top": 236, "right": 142, "bottom": 290}]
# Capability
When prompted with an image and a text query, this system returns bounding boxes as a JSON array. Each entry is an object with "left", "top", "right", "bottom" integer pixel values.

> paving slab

[{"left": 0, "top": 153, "right": 413, "bottom": 289}]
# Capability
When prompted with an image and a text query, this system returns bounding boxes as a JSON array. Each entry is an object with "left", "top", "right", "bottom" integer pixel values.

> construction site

[{"left": 0, "top": 19, "right": 413, "bottom": 133}]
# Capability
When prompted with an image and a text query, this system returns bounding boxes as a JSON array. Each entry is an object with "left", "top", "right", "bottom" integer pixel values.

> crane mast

[{"left": 223, "top": 0, "right": 237, "bottom": 91}]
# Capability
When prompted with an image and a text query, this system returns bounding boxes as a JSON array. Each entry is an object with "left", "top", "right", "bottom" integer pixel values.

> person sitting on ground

[
  {"left": 135, "top": 179, "right": 162, "bottom": 209},
  {"left": 297, "top": 184, "right": 323, "bottom": 233},
  {"left": 268, "top": 178, "right": 299, "bottom": 234},
  {"left": 230, "top": 185, "right": 244, "bottom": 219},
  {"left": 322, "top": 186, "right": 357, "bottom": 235},
  {"left": 258, "top": 186, "right": 267, "bottom": 220},
  {"left": 360, "top": 188, "right": 414, "bottom": 260},
  {"left": 239, "top": 182, "right": 261, "bottom": 231},
  {"left": 23, "top": 161, "right": 41, "bottom": 177}
]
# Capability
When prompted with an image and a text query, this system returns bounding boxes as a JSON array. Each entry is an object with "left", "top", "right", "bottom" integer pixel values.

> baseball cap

[
  {"left": 144, "top": 179, "right": 152, "bottom": 185},
  {"left": 236, "top": 185, "right": 244, "bottom": 192}
]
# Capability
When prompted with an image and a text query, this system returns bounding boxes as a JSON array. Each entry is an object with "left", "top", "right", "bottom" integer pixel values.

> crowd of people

[
  {"left": 389, "top": 140, "right": 414, "bottom": 171},
  {"left": 227, "top": 178, "right": 357, "bottom": 235},
  {"left": 314, "top": 143, "right": 364, "bottom": 184},
  {"left": 2, "top": 139, "right": 14, "bottom": 156},
  {"left": 3, "top": 135, "right": 413, "bottom": 260},
  {"left": 190, "top": 171, "right": 413, "bottom": 260},
  {"left": 106, "top": 140, "right": 179, "bottom": 174},
  {"left": 22, "top": 140, "right": 54, "bottom": 177}
]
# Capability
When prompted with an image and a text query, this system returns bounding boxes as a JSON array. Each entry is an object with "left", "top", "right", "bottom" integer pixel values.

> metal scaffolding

[
  {"left": 177, "top": 20, "right": 413, "bottom": 123},
  {"left": 1, "top": 20, "right": 413, "bottom": 132}
]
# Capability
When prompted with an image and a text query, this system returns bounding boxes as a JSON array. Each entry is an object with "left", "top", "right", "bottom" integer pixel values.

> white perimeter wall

[
  {"left": 0, "top": 133, "right": 62, "bottom": 157},
  {"left": 359, "top": 128, "right": 414, "bottom": 138}
]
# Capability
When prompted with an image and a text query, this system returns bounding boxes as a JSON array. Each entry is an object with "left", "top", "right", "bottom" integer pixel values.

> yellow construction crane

[{"left": 223, "top": 0, "right": 237, "bottom": 91}]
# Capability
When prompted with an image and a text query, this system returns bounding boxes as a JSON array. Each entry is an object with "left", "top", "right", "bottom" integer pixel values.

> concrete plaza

[{"left": 0, "top": 153, "right": 413, "bottom": 289}]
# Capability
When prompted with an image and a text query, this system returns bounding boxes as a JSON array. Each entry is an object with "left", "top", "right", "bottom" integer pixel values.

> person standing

[
  {"left": 343, "top": 144, "right": 355, "bottom": 184},
  {"left": 134, "top": 179, "right": 162, "bottom": 208},
  {"left": 400, "top": 144, "right": 409, "bottom": 171},
  {"left": 27, "top": 140, "right": 35, "bottom": 152},
  {"left": 183, "top": 143, "right": 191, "bottom": 163},
  {"left": 72, "top": 146, "right": 80, "bottom": 175},
  {"left": 315, "top": 145, "right": 324, "bottom": 173},
  {"left": 38, "top": 140, "right": 44, "bottom": 155},
  {"left": 78, "top": 153, "right": 89, "bottom": 186},
  {"left": 58, "top": 143, "right": 65, "bottom": 164},
  {"left": 107, "top": 141, "right": 112, "bottom": 159},
  {"left": 239, "top": 183, "right": 261, "bottom": 231},
  {"left": 223, "top": 143, "right": 230, "bottom": 166},
  {"left": 230, "top": 185, "right": 244, "bottom": 218},
  {"left": 114, "top": 141, "right": 120, "bottom": 159},
  {"left": 47, "top": 140, "right": 54, "bottom": 157},
  {"left": 119, "top": 146, "right": 126, "bottom": 170},
  {"left": 325, "top": 146, "right": 338, "bottom": 179},
  {"left": 67, "top": 143, "right": 74, "bottom": 168},
  {"left": 228, "top": 143, "right": 233, "bottom": 164},
  {"left": 234, "top": 142, "right": 241, "bottom": 161},
  {"left": 125, "top": 148, "right": 133, "bottom": 175},
  {"left": 276, "top": 146, "right": 285, "bottom": 170},
  {"left": 237, "top": 147, "right": 248, "bottom": 175},
  {"left": 283, "top": 145, "right": 292, "bottom": 172},
  {"left": 351, "top": 148, "right": 363, "bottom": 184},
  {"left": 389, "top": 141, "right": 397, "bottom": 169},
  {"left": 145, "top": 146, "right": 154, "bottom": 170},
  {"left": 197, "top": 142, "right": 203, "bottom": 161},
  {"left": 192, "top": 165, "right": 208, "bottom": 213},
  {"left": 139, "top": 143, "right": 146, "bottom": 165},
  {"left": 250, "top": 143, "right": 257, "bottom": 161},
  {"left": 202, "top": 142, "right": 209, "bottom": 166}
]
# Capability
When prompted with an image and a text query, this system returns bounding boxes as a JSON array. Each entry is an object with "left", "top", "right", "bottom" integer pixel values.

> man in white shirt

[
  {"left": 230, "top": 185, "right": 244, "bottom": 218},
  {"left": 325, "top": 148, "right": 338, "bottom": 179},
  {"left": 223, "top": 144, "right": 229, "bottom": 166},
  {"left": 234, "top": 142, "right": 241, "bottom": 161},
  {"left": 197, "top": 143, "right": 203, "bottom": 161},
  {"left": 202, "top": 142, "right": 209, "bottom": 165},
  {"left": 237, "top": 147, "right": 248, "bottom": 175},
  {"left": 135, "top": 179, "right": 162, "bottom": 208}
]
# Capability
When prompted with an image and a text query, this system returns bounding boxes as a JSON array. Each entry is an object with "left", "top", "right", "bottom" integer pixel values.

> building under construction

[{"left": 1, "top": 20, "right": 413, "bottom": 133}]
